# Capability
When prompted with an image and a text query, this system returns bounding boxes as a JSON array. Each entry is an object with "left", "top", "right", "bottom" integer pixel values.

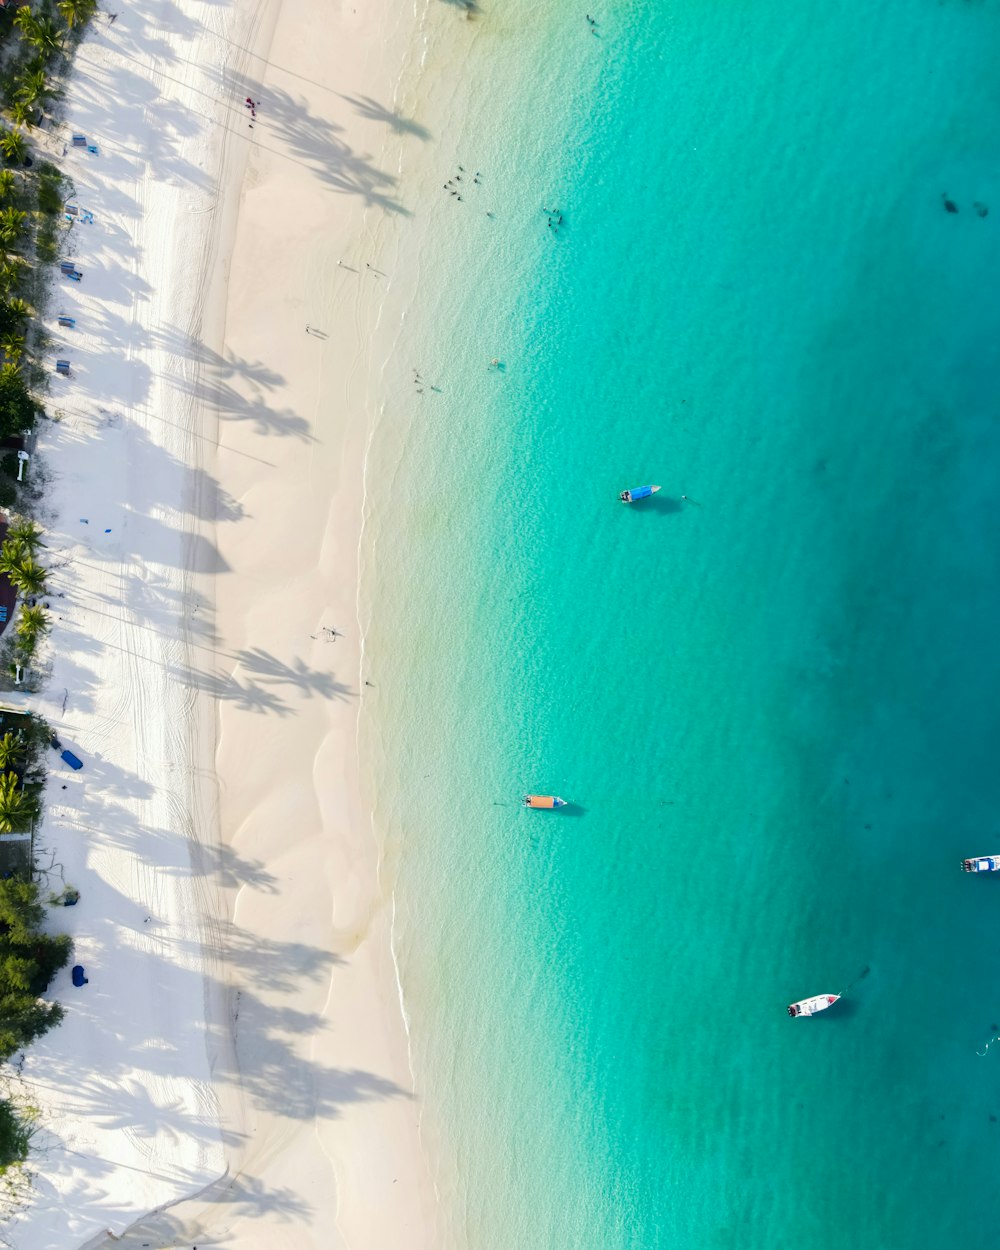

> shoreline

[{"left": 198, "top": 0, "right": 441, "bottom": 1243}]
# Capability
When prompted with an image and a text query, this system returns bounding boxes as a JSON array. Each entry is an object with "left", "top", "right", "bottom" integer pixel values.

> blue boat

[
  {"left": 962, "top": 855, "right": 1000, "bottom": 873},
  {"left": 619, "top": 484, "right": 661, "bottom": 504},
  {"left": 61, "top": 749, "right": 83, "bottom": 771}
]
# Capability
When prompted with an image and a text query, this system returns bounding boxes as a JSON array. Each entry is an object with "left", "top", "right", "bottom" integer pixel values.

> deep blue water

[{"left": 366, "top": 2, "right": 1000, "bottom": 1245}]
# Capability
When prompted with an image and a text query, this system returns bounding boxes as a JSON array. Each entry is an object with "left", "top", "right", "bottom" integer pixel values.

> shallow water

[{"left": 363, "top": 1, "right": 1000, "bottom": 1245}]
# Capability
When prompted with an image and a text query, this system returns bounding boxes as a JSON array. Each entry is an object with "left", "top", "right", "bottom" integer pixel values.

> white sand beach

[{"left": 1, "top": 0, "right": 442, "bottom": 1245}]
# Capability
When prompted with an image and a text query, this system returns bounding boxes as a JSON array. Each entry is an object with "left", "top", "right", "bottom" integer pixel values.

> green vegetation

[
  {"left": 13, "top": 11, "right": 61, "bottom": 59},
  {"left": 57, "top": 0, "right": 97, "bottom": 31},
  {"left": 0, "top": 710, "right": 70, "bottom": 1172},
  {"left": 0, "top": 371, "right": 38, "bottom": 438},
  {"left": 0, "top": 0, "right": 99, "bottom": 1182},
  {"left": 0, "top": 1095, "right": 31, "bottom": 1174},
  {"left": 6, "top": 554, "right": 44, "bottom": 596},
  {"left": 35, "top": 163, "right": 63, "bottom": 216},
  {"left": 0, "top": 129, "right": 26, "bottom": 167},
  {"left": 0, "top": 529, "right": 48, "bottom": 672},
  {"left": 16, "top": 603, "right": 48, "bottom": 656},
  {"left": 0, "top": 876, "right": 68, "bottom": 1021},
  {"left": 0, "top": 730, "right": 25, "bottom": 771}
]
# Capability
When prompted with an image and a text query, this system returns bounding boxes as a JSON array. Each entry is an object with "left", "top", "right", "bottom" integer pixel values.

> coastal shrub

[
  {"left": 13, "top": 633, "right": 35, "bottom": 663},
  {"left": 0, "top": 992, "right": 62, "bottom": 1058},
  {"left": 34, "top": 212, "right": 56, "bottom": 263},
  {"left": 0, "top": 370, "right": 37, "bottom": 436},
  {"left": 28, "top": 931, "right": 70, "bottom": 993},
  {"left": 0, "top": 477, "right": 16, "bottom": 508},
  {"left": 10, "top": 709, "right": 50, "bottom": 764},
  {"left": 0, "top": 1097, "right": 31, "bottom": 1174},
  {"left": 0, "top": 877, "right": 67, "bottom": 1060},
  {"left": 35, "top": 162, "right": 62, "bottom": 216}
]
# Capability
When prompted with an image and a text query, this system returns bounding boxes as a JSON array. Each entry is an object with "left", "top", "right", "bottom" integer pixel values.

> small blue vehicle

[
  {"left": 60, "top": 749, "right": 83, "bottom": 771},
  {"left": 619, "top": 484, "right": 661, "bottom": 504}
]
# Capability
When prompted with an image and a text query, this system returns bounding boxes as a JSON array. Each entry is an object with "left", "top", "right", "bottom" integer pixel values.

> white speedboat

[
  {"left": 962, "top": 855, "right": 1000, "bottom": 873},
  {"left": 787, "top": 994, "right": 839, "bottom": 1018}
]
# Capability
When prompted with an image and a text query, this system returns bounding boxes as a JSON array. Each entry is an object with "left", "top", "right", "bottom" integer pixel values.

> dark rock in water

[
  {"left": 974, "top": 201, "right": 989, "bottom": 217},
  {"left": 942, "top": 194, "right": 959, "bottom": 213}
]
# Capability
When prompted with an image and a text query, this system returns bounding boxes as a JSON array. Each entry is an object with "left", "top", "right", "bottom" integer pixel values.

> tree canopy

[{"left": 0, "top": 370, "right": 38, "bottom": 438}]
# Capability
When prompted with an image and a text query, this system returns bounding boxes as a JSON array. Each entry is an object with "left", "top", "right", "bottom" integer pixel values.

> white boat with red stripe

[{"left": 787, "top": 993, "right": 839, "bottom": 1018}]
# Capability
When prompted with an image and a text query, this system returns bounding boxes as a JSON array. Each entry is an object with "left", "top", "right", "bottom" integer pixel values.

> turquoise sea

[{"left": 363, "top": 1, "right": 1000, "bottom": 1245}]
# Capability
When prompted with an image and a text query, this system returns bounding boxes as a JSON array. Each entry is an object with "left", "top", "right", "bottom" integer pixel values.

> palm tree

[
  {"left": 6, "top": 299, "right": 30, "bottom": 323},
  {"left": 15, "top": 68, "right": 49, "bottom": 106},
  {"left": 1, "top": 332, "right": 25, "bottom": 363},
  {"left": 0, "top": 732, "right": 25, "bottom": 772},
  {"left": 0, "top": 540, "right": 27, "bottom": 577},
  {"left": 15, "top": 12, "right": 61, "bottom": 56},
  {"left": 0, "top": 362, "right": 20, "bottom": 382},
  {"left": 0, "top": 132, "right": 28, "bottom": 167},
  {"left": 57, "top": 0, "right": 96, "bottom": 29},
  {"left": 16, "top": 604, "right": 47, "bottom": 640},
  {"left": 0, "top": 208, "right": 27, "bottom": 249},
  {"left": 0, "top": 171, "right": 17, "bottom": 200},
  {"left": 0, "top": 257, "right": 24, "bottom": 296},
  {"left": 6, "top": 556, "right": 46, "bottom": 596},
  {"left": 10, "top": 101, "right": 34, "bottom": 130},
  {"left": 0, "top": 771, "right": 25, "bottom": 833},
  {"left": 6, "top": 520, "right": 41, "bottom": 551}
]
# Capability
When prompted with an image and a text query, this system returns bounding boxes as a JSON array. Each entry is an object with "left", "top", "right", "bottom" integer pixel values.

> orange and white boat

[
  {"left": 522, "top": 794, "right": 567, "bottom": 809},
  {"left": 787, "top": 994, "right": 839, "bottom": 1018}
]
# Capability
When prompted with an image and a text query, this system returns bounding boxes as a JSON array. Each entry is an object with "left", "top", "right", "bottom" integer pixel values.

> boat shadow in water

[
  {"left": 627, "top": 494, "right": 684, "bottom": 515},
  {"left": 554, "top": 802, "right": 587, "bottom": 818}
]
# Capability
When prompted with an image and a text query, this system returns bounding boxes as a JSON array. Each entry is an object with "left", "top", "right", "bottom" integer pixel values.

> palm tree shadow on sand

[{"left": 338, "top": 93, "right": 430, "bottom": 140}]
